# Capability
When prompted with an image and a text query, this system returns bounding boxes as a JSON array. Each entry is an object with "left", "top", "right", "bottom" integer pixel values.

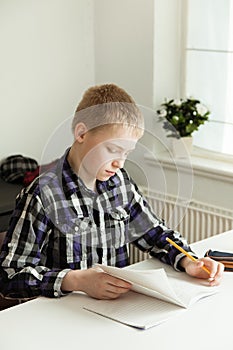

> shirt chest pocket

[
  {"left": 58, "top": 216, "right": 94, "bottom": 266},
  {"left": 105, "top": 208, "right": 130, "bottom": 248}
]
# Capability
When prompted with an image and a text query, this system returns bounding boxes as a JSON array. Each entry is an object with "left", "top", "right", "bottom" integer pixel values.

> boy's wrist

[
  {"left": 61, "top": 269, "right": 83, "bottom": 293},
  {"left": 179, "top": 256, "right": 189, "bottom": 271}
]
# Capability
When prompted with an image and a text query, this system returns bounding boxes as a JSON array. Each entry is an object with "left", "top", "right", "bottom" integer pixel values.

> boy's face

[{"left": 76, "top": 125, "right": 139, "bottom": 183}]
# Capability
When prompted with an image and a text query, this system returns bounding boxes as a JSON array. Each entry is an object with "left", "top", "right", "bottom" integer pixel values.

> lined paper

[{"left": 83, "top": 264, "right": 219, "bottom": 329}]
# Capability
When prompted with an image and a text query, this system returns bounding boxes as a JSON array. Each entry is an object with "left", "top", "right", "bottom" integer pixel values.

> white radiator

[{"left": 129, "top": 188, "right": 233, "bottom": 264}]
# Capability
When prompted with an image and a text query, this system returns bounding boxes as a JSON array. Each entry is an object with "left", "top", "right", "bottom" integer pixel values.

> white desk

[{"left": 1, "top": 230, "right": 233, "bottom": 350}]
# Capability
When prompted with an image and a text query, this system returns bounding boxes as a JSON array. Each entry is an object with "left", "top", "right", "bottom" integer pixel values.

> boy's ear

[{"left": 74, "top": 123, "right": 88, "bottom": 142}]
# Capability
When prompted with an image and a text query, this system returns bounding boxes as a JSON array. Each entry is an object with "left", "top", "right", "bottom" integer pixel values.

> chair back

[{"left": 0, "top": 231, "right": 6, "bottom": 251}]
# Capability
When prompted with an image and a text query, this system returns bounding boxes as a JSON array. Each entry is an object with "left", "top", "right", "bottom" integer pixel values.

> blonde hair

[{"left": 72, "top": 84, "right": 144, "bottom": 137}]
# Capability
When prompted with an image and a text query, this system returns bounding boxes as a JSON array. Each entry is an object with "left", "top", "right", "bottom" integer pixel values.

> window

[{"left": 184, "top": 0, "right": 233, "bottom": 156}]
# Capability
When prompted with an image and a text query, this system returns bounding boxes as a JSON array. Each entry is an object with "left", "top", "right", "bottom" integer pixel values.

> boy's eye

[{"left": 107, "top": 146, "right": 119, "bottom": 154}]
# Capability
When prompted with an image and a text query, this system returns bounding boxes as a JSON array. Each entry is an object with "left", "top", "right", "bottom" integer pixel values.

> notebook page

[
  {"left": 96, "top": 264, "right": 185, "bottom": 307},
  {"left": 166, "top": 272, "right": 219, "bottom": 307},
  {"left": 84, "top": 290, "right": 185, "bottom": 329},
  {"left": 126, "top": 258, "right": 219, "bottom": 306}
]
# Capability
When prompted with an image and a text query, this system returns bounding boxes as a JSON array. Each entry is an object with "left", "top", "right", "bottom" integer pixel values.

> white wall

[
  {"left": 0, "top": 0, "right": 95, "bottom": 162},
  {"left": 94, "top": 0, "right": 155, "bottom": 108},
  {"left": 0, "top": 0, "right": 181, "bottom": 162},
  {"left": 153, "top": 0, "right": 184, "bottom": 107},
  {"left": 94, "top": 0, "right": 182, "bottom": 153},
  {"left": 94, "top": 0, "right": 182, "bottom": 108}
]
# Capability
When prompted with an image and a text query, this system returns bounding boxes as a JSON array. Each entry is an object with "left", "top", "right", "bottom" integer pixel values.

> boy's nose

[{"left": 112, "top": 158, "right": 125, "bottom": 169}]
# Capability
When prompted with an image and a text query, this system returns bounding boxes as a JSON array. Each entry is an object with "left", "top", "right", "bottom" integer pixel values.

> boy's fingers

[{"left": 108, "top": 276, "right": 132, "bottom": 289}]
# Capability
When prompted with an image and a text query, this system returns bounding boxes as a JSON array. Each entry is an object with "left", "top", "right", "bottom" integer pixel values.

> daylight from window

[{"left": 185, "top": 0, "right": 233, "bottom": 157}]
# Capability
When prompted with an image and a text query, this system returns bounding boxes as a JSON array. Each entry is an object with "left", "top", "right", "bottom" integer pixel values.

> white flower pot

[{"left": 171, "top": 136, "right": 193, "bottom": 158}]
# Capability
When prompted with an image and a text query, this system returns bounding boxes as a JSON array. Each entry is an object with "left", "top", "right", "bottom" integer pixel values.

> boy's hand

[
  {"left": 61, "top": 267, "right": 132, "bottom": 299},
  {"left": 181, "top": 256, "right": 224, "bottom": 286}
]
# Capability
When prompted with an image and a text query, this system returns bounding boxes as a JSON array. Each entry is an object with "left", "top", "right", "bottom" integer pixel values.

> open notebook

[{"left": 83, "top": 261, "right": 219, "bottom": 329}]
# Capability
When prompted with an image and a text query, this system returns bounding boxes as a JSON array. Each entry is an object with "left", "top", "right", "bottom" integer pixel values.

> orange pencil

[{"left": 166, "top": 237, "right": 211, "bottom": 275}]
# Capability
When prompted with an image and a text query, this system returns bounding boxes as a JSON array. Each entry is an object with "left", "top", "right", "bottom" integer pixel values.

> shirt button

[{"left": 75, "top": 226, "right": 79, "bottom": 232}]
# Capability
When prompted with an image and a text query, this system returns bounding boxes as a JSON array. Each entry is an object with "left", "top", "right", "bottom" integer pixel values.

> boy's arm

[
  {"left": 0, "top": 191, "right": 132, "bottom": 300},
  {"left": 125, "top": 179, "right": 196, "bottom": 270},
  {"left": 0, "top": 192, "right": 70, "bottom": 298},
  {"left": 133, "top": 227, "right": 196, "bottom": 271}
]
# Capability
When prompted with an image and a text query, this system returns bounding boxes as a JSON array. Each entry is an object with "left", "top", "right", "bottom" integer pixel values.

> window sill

[{"left": 144, "top": 146, "right": 233, "bottom": 184}]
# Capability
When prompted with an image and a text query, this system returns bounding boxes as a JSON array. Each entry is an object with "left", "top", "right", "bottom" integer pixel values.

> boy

[{"left": 0, "top": 84, "right": 223, "bottom": 300}]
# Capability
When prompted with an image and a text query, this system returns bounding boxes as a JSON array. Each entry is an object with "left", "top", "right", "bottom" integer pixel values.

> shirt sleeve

[
  {"left": 127, "top": 181, "right": 197, "bottom": 270},
  {"left": 0, "top": 189, "right": 71, "bottom": 299}
]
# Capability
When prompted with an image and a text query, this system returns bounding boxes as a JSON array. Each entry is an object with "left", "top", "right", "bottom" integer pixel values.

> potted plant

[{"left": 157, "top": 98, "right": 210, "bottom": 157}]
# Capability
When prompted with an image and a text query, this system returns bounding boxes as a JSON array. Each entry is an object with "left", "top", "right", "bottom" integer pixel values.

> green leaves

[{"left": 157, "top": 98, "right": 210, "bottom": 138}]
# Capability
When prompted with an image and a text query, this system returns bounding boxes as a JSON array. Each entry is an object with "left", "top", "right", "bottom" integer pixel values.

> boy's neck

[{"left": 67, "top": 145, "right": 97, "bottom": 192}]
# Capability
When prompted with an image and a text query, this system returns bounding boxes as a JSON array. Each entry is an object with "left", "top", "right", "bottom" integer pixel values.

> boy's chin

[{"left": 97, "top": 174, "right": 114, "bottom": 182}]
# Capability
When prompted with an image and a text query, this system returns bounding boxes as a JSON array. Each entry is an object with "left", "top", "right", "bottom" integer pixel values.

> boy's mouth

[{"left": 105, "top": 170, "right": 115, "bottom": 176}]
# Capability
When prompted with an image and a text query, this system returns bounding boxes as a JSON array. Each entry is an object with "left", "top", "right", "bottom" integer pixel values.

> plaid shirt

[{"left": 0, "top": 149, "right": 194, "bottom": 299}]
